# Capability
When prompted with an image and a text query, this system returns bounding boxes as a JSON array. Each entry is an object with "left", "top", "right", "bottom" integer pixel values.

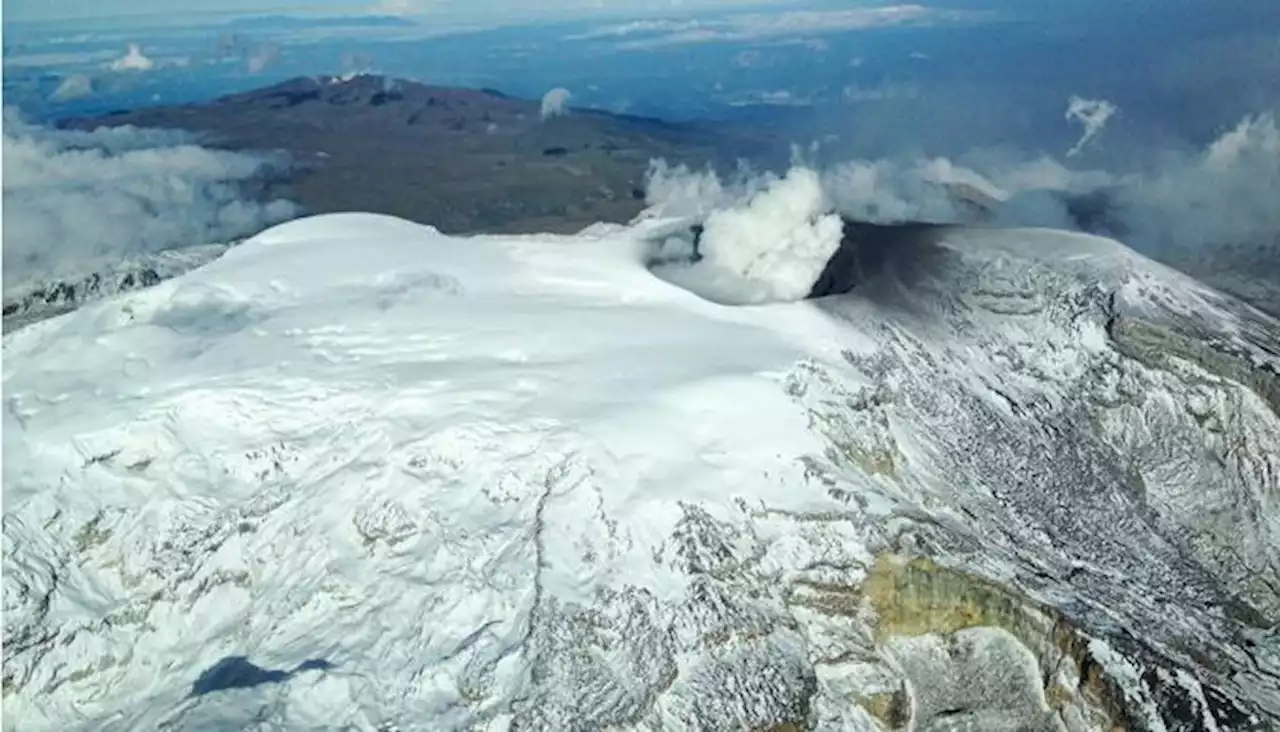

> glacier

[{"left": 3, "top": 211, "right": 1279, "bottom": 730}]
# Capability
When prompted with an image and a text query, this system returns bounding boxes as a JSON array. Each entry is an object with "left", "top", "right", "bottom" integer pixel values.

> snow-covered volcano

[{"left": 3, "top": 210, "right": 1278, "bottom": 730}]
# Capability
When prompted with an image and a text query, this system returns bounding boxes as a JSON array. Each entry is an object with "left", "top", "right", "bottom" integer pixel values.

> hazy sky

[{"left": 4, "top": 0, "right": 786, "bottom": 23}]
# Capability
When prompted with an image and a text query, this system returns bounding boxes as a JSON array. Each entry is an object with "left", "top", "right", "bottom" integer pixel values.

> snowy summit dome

[{"left": 4, "top": 212, "right": 1278, "bottom": 730}]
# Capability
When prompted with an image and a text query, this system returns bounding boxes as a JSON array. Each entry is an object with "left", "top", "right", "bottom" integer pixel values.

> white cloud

[
  {"left": 49, "top": 74, "right": 94, "bottom": 101},
  {"left": 1, "top": 111, "right": 299, "bottom": 287},
  {"left": 107, "top": 43, "right": 156, "bottom": 72},
  {"left": 540, "top": 88, "right": 572, "bottom": 120},
  {"left": 1065, "top": 96, "right": 1118, "bottom": 158}
]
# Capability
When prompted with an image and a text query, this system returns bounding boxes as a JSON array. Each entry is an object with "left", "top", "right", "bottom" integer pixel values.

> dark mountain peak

[{"left": 205, "top": 74, "right": 533, "bottom": 116}]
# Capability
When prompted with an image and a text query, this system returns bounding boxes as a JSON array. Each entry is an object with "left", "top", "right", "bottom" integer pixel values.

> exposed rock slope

[{"left": 2, "top": 244, "right": 229, "bottom": 332}]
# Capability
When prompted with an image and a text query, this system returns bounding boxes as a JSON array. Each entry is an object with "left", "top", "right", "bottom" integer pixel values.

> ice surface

[{"left": 2, "top": 213, "right": 834, "bottom": 728}]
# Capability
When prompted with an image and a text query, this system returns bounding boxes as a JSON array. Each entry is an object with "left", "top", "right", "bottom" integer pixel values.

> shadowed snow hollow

[{"left": 4, "top": 212, "right": 1278, "bottom": 730}]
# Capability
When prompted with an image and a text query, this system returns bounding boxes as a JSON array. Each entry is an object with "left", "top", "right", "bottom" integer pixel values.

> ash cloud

[
  {"left": 1114, "top": 114, "right": 1280, "bottom": 263},
  {"left": 648, "top": 111, "right": 1280, "bottom": 247},
  {"left": 642, "top": 110, "right": 1280, "bottom": 307},
  {"left": 647, "top": 166, "right": 842, "bottom": 304},
  {"left": 1, "top": 111, "right": 299, "bottom": 288}
]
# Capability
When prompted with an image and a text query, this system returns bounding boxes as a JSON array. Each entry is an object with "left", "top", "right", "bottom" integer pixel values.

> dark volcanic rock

[
  {"left": 61, "top": 75, "right": 776, "bottom": 235},
  {"left": 808, "top": 220, "right": 953, "bottom": 299}
]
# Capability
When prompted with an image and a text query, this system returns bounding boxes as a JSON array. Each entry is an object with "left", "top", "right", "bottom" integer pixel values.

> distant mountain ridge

[
  {"left": 63, "top": 74, "right": 774, "bottom": 236},
  {"left": 221, "top": 14, "right": 417, "bottom": 30}
]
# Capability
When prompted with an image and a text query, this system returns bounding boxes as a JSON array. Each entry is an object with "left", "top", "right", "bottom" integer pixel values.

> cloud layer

[
  {"left": 2, "top": 111, "right": 299, "bottom": 288},
  {"left": 570, "top": 6, "right": 946, "bottom": 48},
  {"left": 643, "top": 110, "right": 1280, "bottom": 305}
]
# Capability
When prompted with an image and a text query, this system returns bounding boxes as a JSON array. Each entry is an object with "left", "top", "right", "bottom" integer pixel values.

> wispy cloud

[
  {"left": 1, "top": 111, "right": 298, "bottom": 287},
  {"left": 841, "top": 82, "right": 922, "bottom": 103},
  {"left": 372, "top": 0, "right": 421, "bottom": 14},
  {"left": 565, "top": 18, "right": 703, "bottom": 41},
  {"left": 209, "top": 34, "right": 286, "bottom": 73},
  {"left": 340, "top": 51, "right": 377, "bottom": 75},
  {"left": 569, "top": 6, "right": 946, "bottom": 49},
  {"left": 725, "top": 90, "right": 814, "bottom": 108},
  {"left": 247, "top": 42, "right": 282, "bottom": 74},
  {"left": 1065, "top": 96, "right": 1118, "bottom": 158},
  {"left": 49, "top": 74, "right": 95, "bottom": 101},
  {"left": 1, "top": 50, "right": 118, "bottom": 69}
]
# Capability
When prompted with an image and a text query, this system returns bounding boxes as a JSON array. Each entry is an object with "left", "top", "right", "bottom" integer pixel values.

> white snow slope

[{"left": 4, "top": 212, "right": 1279, "bottom": 730}]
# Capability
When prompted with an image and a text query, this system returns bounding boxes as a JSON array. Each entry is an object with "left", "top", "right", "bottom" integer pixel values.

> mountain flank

[{"left": 63, "top": 74, "right": 775, "bottom": 234}]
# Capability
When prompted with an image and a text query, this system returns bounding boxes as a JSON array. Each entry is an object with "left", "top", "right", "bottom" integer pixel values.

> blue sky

[{"left": 4, "top": 0, "right": 1277, "bottom": 163}]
